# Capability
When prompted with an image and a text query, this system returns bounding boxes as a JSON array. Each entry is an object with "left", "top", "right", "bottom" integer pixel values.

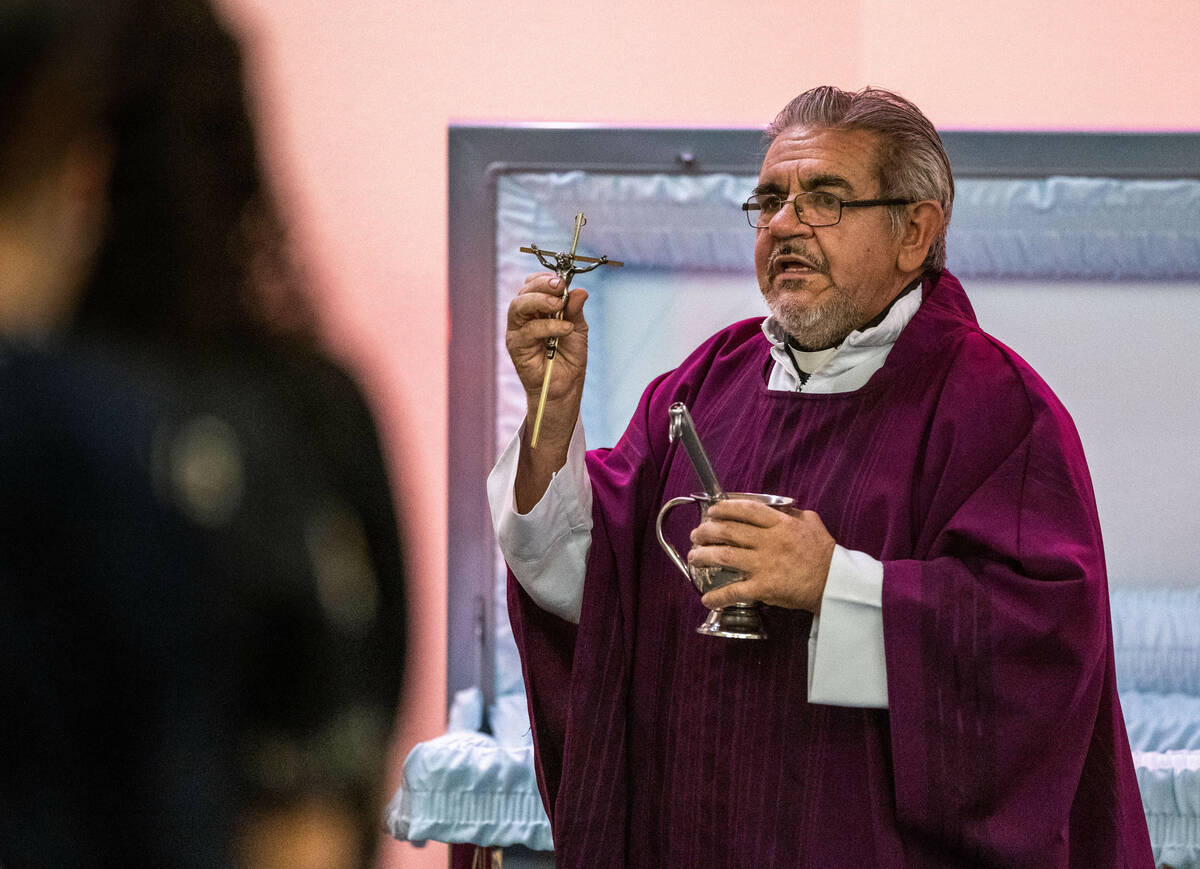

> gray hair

[{"left": 764, "top": 86, "right": 954, "bottom": 273}]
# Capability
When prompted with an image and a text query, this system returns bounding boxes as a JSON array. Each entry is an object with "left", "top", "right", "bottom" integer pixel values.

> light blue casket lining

[{"left": 493, "top": 170, "right": 1200, "bottom": 708}]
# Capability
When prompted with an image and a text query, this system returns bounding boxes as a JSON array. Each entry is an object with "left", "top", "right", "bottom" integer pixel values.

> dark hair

[
  {"left": 0, "top": 0, "right": 314, "bottom": 345},
  {"left": 0, "top": 0, "right": 113, "bottom": 200},
  {"left": 765, "top": 86, "right": 954, "bottom": 272}
]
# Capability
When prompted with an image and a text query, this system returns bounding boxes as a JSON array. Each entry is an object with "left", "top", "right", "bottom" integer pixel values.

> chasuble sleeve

[
  {"left": 880, "top": 334, "right": 1148, "bottom": 865},
  {"left": 506, "top": 368, "right": 677, "bottom": 828}
]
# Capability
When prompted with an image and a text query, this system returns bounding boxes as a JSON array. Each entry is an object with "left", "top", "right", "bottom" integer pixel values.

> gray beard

[{"left": 764, "top": 279, "right": 867, "bottom": 350}]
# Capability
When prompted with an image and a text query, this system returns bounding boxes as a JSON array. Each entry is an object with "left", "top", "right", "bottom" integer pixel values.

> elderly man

[{"left": 488, "top": 86, "right": 1152, "bottom": 867}]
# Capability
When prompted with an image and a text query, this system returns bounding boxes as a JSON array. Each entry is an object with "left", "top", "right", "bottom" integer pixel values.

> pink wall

[{"left": 213, "top": 1, "right": 1200, "bottom": 865}]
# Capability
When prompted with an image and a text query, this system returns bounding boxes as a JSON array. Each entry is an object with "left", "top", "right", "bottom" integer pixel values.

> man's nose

[{"left": 768, "top": 199, "right": 815, "bottom": 238}]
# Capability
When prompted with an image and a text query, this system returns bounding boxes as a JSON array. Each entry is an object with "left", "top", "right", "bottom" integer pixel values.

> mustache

[{"left": 767, "top": 243, "right": 829, "bottom": 276}]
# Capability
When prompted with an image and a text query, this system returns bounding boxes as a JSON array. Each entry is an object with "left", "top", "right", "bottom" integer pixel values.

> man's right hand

[{"left": 506, "top": 272, "right": 589, "bottom": 511}]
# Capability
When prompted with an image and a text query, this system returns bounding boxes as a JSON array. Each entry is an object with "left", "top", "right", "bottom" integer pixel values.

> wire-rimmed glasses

[{"left": 742, "top": 191, "right": 914, "bottom": 228}]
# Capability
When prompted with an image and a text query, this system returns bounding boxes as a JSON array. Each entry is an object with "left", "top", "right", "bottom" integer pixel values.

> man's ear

[{"left": 896, "top": 200, "right": 944, "bottom": 273}]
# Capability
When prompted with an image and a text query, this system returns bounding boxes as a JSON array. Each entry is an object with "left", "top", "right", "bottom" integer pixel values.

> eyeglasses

[{"left": 741, "top": 191, "right": 914, "bottom": 228}]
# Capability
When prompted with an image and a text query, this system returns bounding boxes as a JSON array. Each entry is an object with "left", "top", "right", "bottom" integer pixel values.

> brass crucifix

[{"left": 520, "top": 212, "right": 623, "bottom": 447}]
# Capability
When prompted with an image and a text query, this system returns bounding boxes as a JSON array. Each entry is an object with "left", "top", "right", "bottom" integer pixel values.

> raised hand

[{"left": 506, "top": 272, "right": 590, "bottom": 510}]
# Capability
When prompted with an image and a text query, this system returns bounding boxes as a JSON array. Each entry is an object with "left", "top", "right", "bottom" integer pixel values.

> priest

[{"left": 488, "top": 85, "right": 1152, "bottom": 867}]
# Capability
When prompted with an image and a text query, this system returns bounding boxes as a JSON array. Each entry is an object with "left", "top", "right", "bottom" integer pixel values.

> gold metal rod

[
  {"left": 530, "top": 356, "right": 555, "bottom": 448},
  {"left": 568, "top": 213, "right": 585, "bottom": 256},
  {"left": 530, "top": 214, "right": 582, "bottom": 448}
]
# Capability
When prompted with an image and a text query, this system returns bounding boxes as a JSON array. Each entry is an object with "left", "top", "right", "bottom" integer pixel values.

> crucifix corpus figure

[{"left": 519, "top": 212, "right": 623, "bottom": 446}]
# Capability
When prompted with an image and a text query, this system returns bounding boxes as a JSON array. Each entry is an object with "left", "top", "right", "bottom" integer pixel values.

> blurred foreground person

[{"left": 0, "top": 0, "right": 406, "bottom": 866}]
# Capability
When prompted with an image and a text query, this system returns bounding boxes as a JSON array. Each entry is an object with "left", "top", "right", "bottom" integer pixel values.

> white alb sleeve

[
  {"left": 806, "top": 545, "right": 889, "bottom": 708},
  {"left": 485, "top": 420, "right": 592, "bottom": 624}
]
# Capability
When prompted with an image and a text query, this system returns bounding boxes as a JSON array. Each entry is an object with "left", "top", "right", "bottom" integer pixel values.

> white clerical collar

[{"left": 760, "top": 284, "right": 923, "bottom": 393}]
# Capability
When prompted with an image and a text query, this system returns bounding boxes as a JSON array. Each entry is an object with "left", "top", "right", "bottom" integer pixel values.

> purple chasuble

[{"left": 507, "top": 271, "right": 1152, "bottom": 867}]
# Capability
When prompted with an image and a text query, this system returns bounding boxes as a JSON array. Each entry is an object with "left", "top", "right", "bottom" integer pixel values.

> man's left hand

[{"left": 689, "top": 499, "right": 836, "bottom": 613}]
